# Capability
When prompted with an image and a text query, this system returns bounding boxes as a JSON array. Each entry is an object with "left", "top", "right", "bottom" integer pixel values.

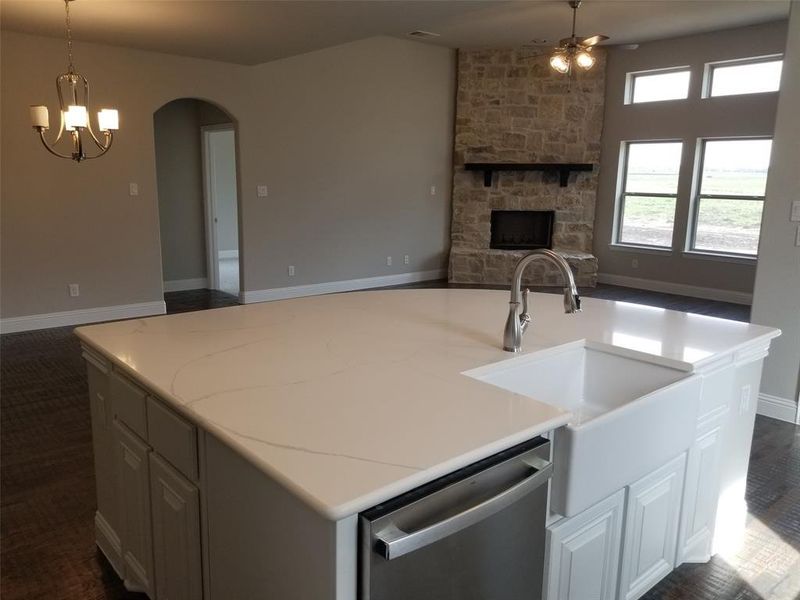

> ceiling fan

[{"left": 523, "top": 0, "right": 609, "bottom": 74}]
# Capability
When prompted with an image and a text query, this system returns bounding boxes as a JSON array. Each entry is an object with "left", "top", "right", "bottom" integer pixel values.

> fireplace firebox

[{"left": 490, "top": 210, "right": 554, "bottom": 250}]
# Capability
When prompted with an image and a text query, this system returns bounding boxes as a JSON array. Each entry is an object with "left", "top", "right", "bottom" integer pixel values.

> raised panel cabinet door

[
  {"left": 86, "top": 353, "right": 124, "bottom": 575},
  {"left": 618, "top": 453, "right": 686, "bottom": 600},
  {"left": 149, "top": 453, "right": 203, "bottom": 600},
  {"left": 545, "top": 489, "right": 625, "bottom": 600},
  {"left": 115, "top": 420, "right": 155, "bottom": 597},
  {"left": 677, "top": 410, "right": 726, "bottom": 565}
]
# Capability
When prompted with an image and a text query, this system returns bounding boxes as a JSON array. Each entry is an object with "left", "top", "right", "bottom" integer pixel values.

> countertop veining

[{"left": 75, "top": 289, "right": 779, "bottom": 519}]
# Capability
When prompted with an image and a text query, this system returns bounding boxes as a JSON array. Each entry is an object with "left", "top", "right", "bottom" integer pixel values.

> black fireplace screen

[{"left": 490, "top": 210, "right": 554, "bottom": 250}]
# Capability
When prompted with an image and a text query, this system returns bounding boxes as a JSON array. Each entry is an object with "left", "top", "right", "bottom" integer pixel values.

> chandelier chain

[{"left": 64, "top": 0, "right": 74, "bottom": 74}]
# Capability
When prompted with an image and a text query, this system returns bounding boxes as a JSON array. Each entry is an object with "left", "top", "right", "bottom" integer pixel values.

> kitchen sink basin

[{"left": 465, "top": 340, "right": 702, "bottom": 517}]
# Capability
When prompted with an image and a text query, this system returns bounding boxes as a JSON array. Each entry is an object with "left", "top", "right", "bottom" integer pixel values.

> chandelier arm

[
  {"left": 74, "top": 73, "right": 109, "bottom": 150},
  {"left": 85, "top": 122, "right": 109, "bottom": 150},
  {"left": 81, "top": 133, "right": 114, "bottom": 160},
  {"left": 37, "top": 128, "right": 74, "bottom": 160}
]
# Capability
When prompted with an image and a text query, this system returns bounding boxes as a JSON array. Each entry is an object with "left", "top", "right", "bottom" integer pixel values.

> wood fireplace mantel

[{"left": 464, "top": 162, "right": 594, "bottom": 187}]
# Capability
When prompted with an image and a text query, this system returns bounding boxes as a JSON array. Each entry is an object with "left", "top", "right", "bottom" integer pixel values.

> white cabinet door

[
  {"left": 86, "top": 354, "right": 124, "bottom": 575},
  {"left": 618, "top": 453, "right": 686, "bottom": 600},
  {"left": 150, "top": 453, "right": 203, "bottom": 600},
  {"left": 545, "top": 489, "right": 625, "bottom": 600},
  {"left": 115, "top": 420, "right": 155, "bottom": 597},
  {"left": 677, "top": 409, "right": 726, "bottom": 565}
]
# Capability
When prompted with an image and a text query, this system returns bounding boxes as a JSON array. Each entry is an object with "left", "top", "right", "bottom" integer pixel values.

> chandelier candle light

[{"left": 30, "top": 0, "right": 119, "bottom": 162}]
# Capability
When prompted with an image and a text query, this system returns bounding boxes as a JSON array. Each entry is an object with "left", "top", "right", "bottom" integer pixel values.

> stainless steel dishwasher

[{"left": 359, "top": 437, "right": 552, "bottom": 600}]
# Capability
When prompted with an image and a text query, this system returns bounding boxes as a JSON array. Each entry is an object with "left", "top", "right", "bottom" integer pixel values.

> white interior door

[{"left": 202, "top": 126, "right": 239, "bottom": 294}]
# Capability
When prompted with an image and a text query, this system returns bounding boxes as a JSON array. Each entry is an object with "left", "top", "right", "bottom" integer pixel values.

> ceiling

[{"left": 0, "top": 0, "right": 791, "bottom": 66}]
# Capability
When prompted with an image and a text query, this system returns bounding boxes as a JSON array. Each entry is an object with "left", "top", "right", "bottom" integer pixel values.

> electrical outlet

[
  {"left": 631, "top": 258, "right": 639, "bottom": 269},
  {"left": 386, "top": 256, "right": 392, "bottom": 266},
  {"left": 288, "top": 265, "right": 295, "bottom": 277},
  {"left": 404, "top": 255, "right": 410, "bottom": 265},
  {"left": 739, "top": 385, "right": 751, "bottom": 415},
  {"left": 257, "top": 185, "right": 268, "bottom": 198},
  {"left": 68, "top": 283, "right": 80, "bottom": 297},
  {"left": 129, "top": 183, "right": 139, "bottom": 196},
  {"left": 430, "top": 185, "right": 437, "bottom": 196}
]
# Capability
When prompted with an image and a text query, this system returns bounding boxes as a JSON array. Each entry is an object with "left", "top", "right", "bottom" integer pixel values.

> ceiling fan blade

[{"left": 579, "top": 34, "right": 610, "bottom": 47}]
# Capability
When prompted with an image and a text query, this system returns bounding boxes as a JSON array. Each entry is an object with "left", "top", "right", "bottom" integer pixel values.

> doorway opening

[
  {"left": 153, "top": 99, "right": 241, "bottom": 299},
  {"left": 202, "top": 125, "right": 239, "bottom": 294}
]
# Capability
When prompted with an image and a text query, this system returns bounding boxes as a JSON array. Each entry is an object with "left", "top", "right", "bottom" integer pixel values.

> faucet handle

[{"left": 521, "top": 287, "right": 530, "bottom": 316}]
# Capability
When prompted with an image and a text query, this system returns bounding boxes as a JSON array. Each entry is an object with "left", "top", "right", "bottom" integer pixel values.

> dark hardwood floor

[{"left": 1, "top": 285, "right": 795, "bottom": 600}]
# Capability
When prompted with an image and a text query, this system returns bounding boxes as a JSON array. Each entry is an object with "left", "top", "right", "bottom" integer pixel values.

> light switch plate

[
  {"left": 129, "top": 183, "right": 139, "bottom": 196},
  {"left": 257, "top": 185, "right": 268, "bottom": 198},
  {"left": 792, "top": 200, "right": 800, "bottom": 222}
]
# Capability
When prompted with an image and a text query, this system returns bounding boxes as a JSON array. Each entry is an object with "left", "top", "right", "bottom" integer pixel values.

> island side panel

[{"left": 203, "top": 433, "right": 357, "bottom": 600}]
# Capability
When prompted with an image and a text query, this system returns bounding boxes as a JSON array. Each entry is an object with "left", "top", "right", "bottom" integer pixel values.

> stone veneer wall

[{"left": 449, "top": 48, "right": 606, "bottom": 286}]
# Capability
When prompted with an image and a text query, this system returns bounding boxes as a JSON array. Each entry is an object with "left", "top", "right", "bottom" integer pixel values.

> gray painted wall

[
  {"left": 0, "top": 32, "right": 454, "bottom": 318},
  {"left": 594, "top": 21, "right": 787, "bottom": 295},
  {"left": 751, "top": 6, "right": 800, "bottom": 407},
  {"left": 155, "top": 100, "right": 206, "bottom": 282}
]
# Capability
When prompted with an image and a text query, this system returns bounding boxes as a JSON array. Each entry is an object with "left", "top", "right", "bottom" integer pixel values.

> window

[
  {"left": 690, "top": 138, "right": 772, "bottom": 256},
  {"left": 627, "top": 68, "right": 691, "bottom": 104},
  {"left": 706, "top": 56, "right": 782, "bottom": 97},
  {"left": 616, "top": 141, "right": 683, "bottom": 248}
]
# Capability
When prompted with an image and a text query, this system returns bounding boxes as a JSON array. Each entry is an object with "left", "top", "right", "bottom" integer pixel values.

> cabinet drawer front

[
  {"left": 111, "top": 371, "right": 148, "bottom": 439},
  {"left": 150, "top": 454, "right": 203, "bottom": 600},
  {"left": 147, "top": 396, "right": 198, "bottom": 481}
]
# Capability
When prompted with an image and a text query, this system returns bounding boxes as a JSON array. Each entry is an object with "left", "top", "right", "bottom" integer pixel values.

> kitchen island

[{"left": 76, "top": 289, "right": 779, "bottom": 600}]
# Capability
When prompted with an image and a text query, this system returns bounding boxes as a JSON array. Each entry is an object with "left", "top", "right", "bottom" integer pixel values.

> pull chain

[{"left": 64, "top": 0, "right": 74, "bottom": 75}]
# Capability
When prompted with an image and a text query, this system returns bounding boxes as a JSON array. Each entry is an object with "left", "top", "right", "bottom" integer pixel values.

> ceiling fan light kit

[
  {"left": 29, "top": 0, "right": 119, "bottom": 163},
  {"left": 547, "top": 0, "right": 607, "bottom": 75}
]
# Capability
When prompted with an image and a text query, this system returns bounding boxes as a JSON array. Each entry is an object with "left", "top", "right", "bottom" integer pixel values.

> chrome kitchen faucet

[{"left": 503, "top": 249, "right": 582, "bottom": 352}]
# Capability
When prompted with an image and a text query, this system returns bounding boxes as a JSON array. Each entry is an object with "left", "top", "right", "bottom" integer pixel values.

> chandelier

[
  {"left": 548, "top": 1, "right": 607, "bottom": 75},
  {"left": 29, "top": 0, "right": 119, "bottom": 162}
]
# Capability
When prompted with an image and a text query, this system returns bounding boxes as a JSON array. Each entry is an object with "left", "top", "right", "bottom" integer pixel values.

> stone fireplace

[{"left": 448, "top": 48, "right": 605, "bottom": 287}]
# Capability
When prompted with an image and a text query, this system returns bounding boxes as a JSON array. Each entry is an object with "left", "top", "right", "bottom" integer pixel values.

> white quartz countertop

[{"left": 75, "top": 289, "right": 779, "bottom": 520}]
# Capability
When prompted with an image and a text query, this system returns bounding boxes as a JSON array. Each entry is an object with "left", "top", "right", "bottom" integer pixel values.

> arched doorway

[{"left": 153, "top": 98, "right": 241, "bottom": 298}]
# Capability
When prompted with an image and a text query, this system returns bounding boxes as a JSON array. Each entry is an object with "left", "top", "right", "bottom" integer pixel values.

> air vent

[{"left": 407, "top": 30, "right": 441, "bottom": 39}]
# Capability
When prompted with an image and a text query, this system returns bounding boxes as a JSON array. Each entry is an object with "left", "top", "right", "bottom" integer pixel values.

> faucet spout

[{"left": 503, "top": 249, "right": 582, "bottom": 352}]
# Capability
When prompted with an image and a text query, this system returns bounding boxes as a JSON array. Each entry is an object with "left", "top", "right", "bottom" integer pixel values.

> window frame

[
  {"left": 624, "top": 66, "right": 692, "bottom": 105},
  {"left": 613, "top": 139, "right": 683, "bottom": 250},
  {"left": 702, "top": 54, "right": 783, "bottom": 99},
  {"left": 686, "top": 136, "right": 772, "bottom": 259}
]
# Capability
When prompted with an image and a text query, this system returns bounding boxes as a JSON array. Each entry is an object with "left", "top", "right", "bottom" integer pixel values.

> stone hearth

[
  {"left": 448, "top": 48, "right": 605, "bottom": 287},
  {"left": 450, "top": 247, "right": 598, "bottom": 287}
]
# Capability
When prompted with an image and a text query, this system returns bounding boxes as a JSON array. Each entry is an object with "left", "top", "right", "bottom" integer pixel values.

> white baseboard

[
  {"left": 597, "top": 273, "right": 752, "bottom": 305},
  {"left": 241, "top": 269, "right": 446, "bottom": 304},
  {"left": 218, "top": 250, "right": 239, "bottom": 260},
  {"left": 757, "top": 393, "right": 799, "bottom": 424},
  {"left": 163, "top": 278, "right": 208, "bottom": 292},
  {"left": 0, "top": 301, "right": 166, "bottom": 334}
]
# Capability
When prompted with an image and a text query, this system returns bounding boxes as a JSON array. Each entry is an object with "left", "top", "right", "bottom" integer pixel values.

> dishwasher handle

[{"left": 373, "top": 456, "right": 553, "bottom": 561}]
